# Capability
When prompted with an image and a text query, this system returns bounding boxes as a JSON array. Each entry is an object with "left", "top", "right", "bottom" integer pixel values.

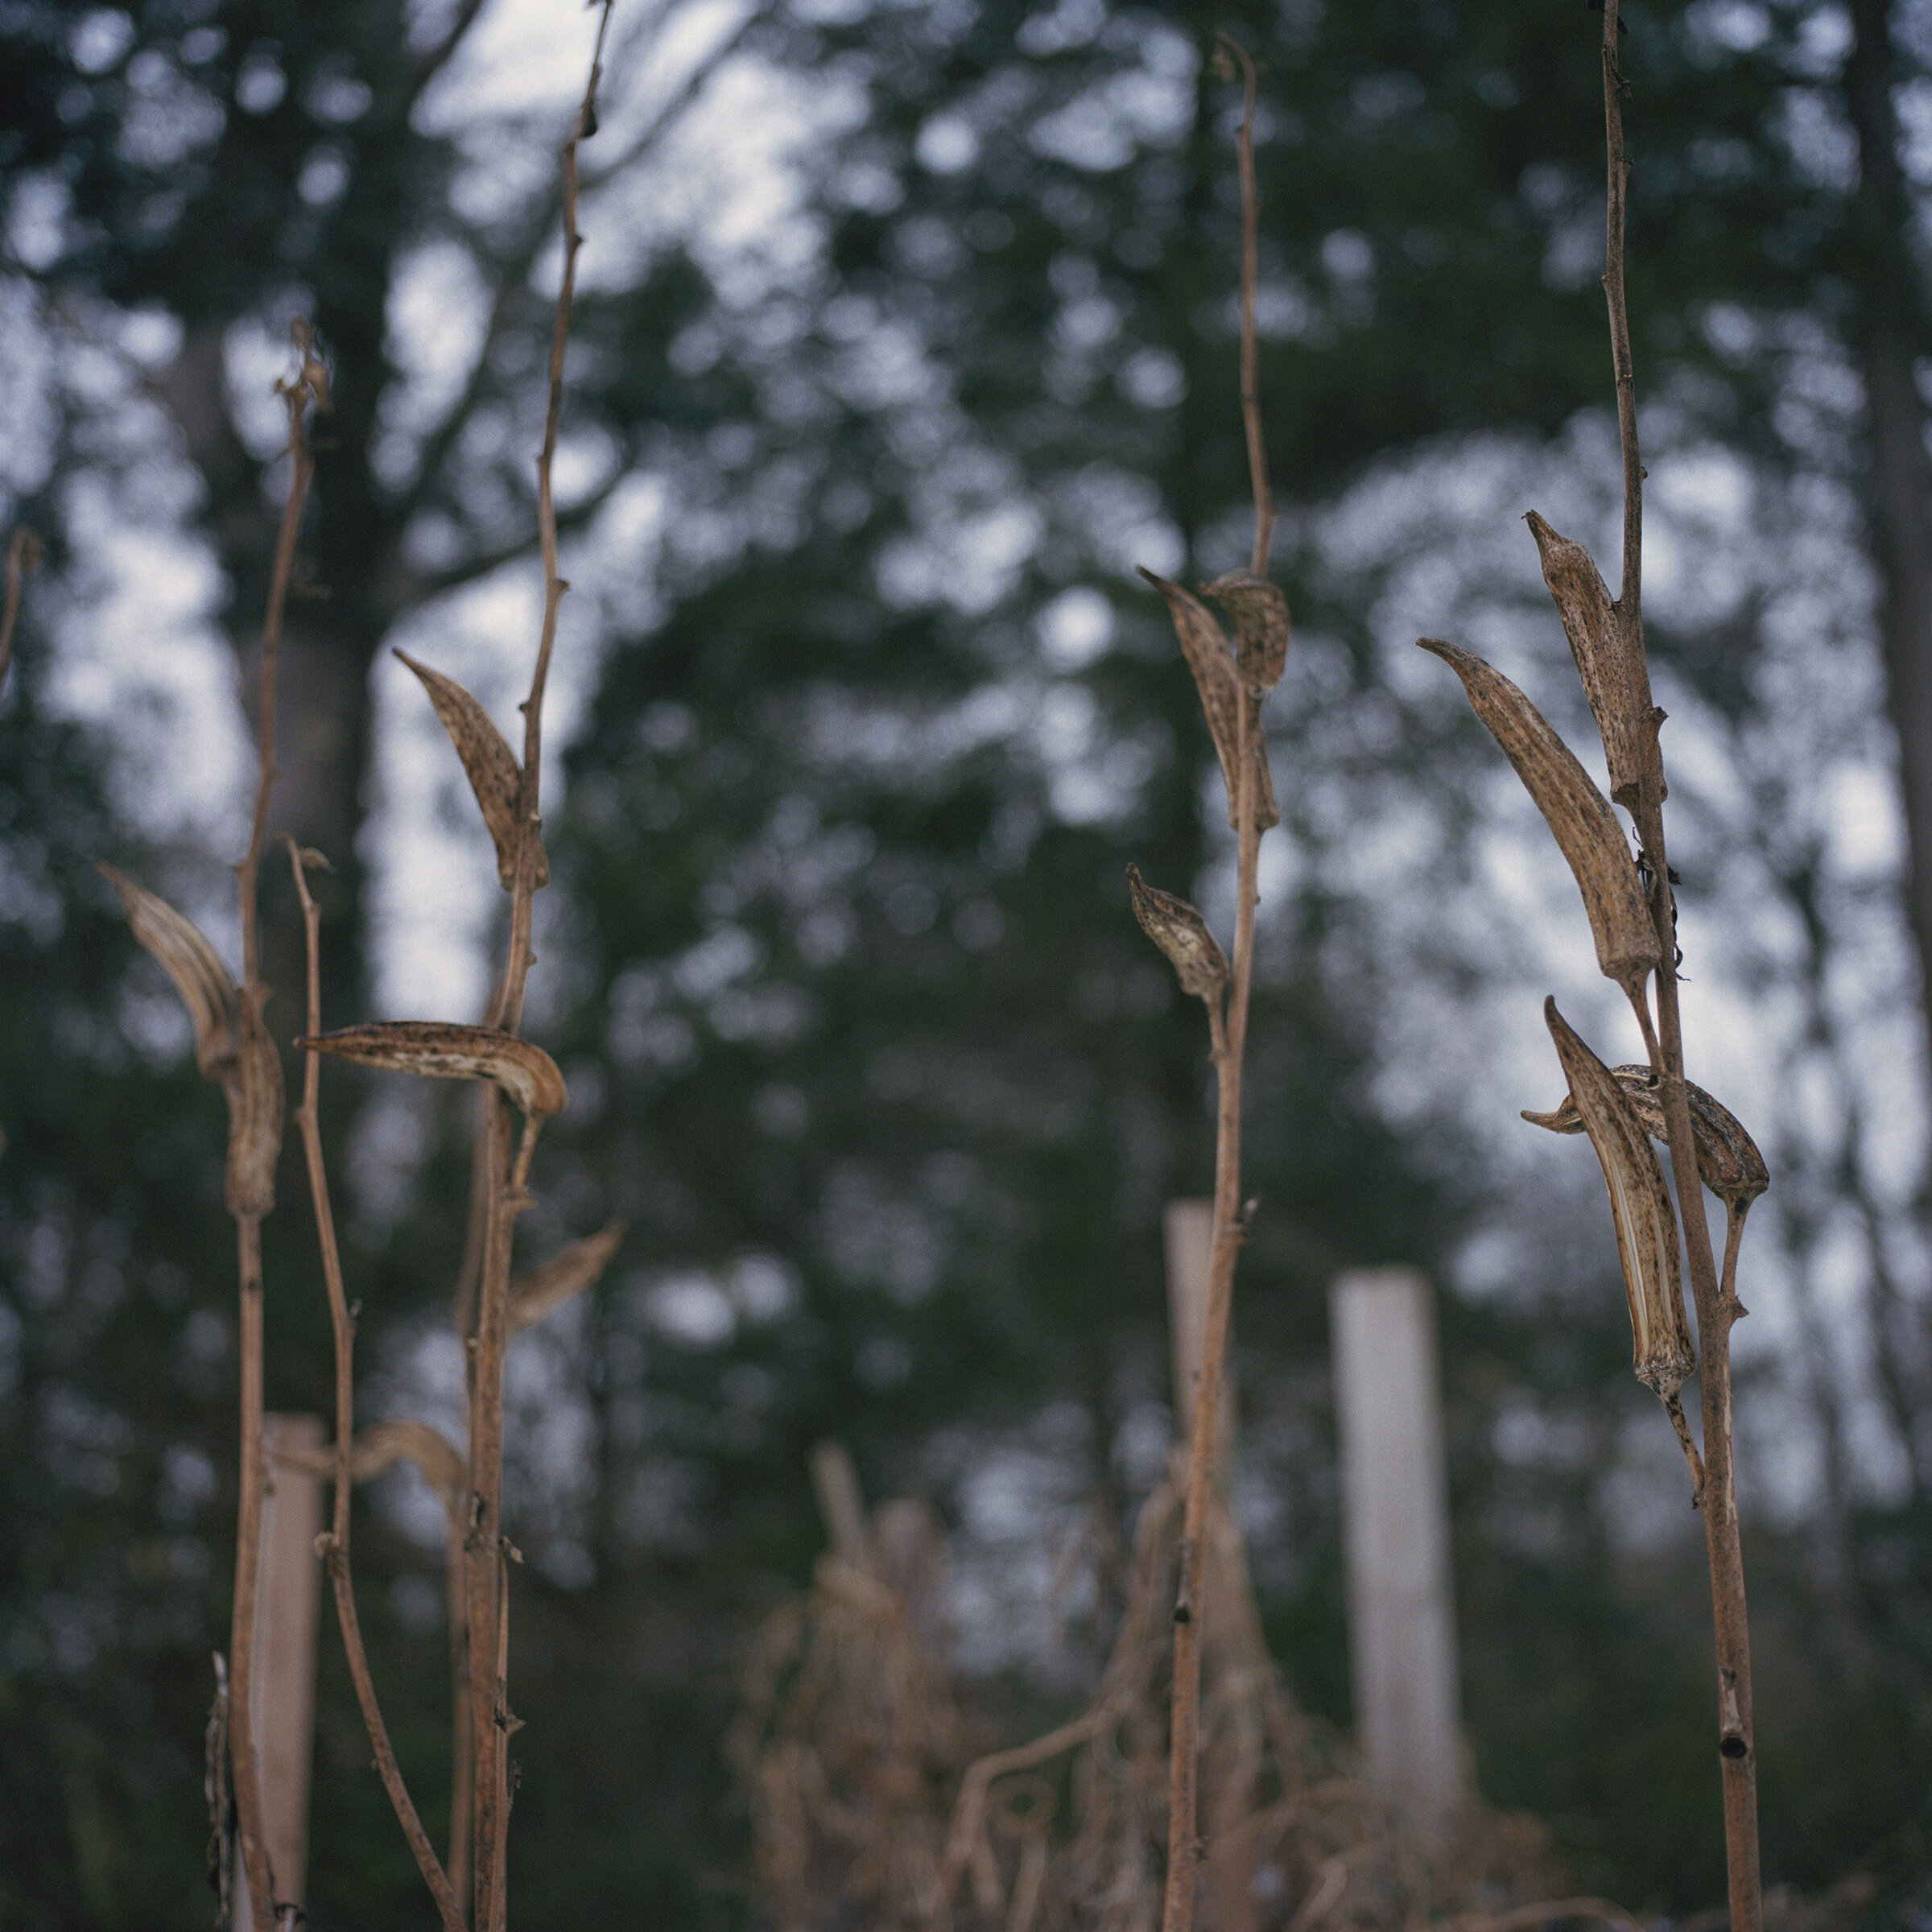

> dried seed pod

[
  {"left": 508, "top": 1220, "right": 625, "bottom": 1333},
  {"left": 1138, "top": 568, "right": 1279, "bottom": 831},
  {"left": 1418, "top": 638, "right": 1659, "bottom": 1009},
  {"left": 1522, "top": 1065, "right": 1768, "bottom": 1208},
  {"left": 1544, "top": 1000, "right": 1695, "bottom": 1401},
  {"left": 295, "top": 1020, "right": 568, "bottom": 1118},
  {"left": 1202, "top": 570, "right": 1290, "bottom": 696},
  {"left": 277, "top": 1418, "right": 467, "bottom": 1501},
  {"left": 101, "top": 865, "right": 284, "bottom": 1216},
  {"left": 1126, "top": 865, "right": 1228, "bottom": 998},
  {"left": 394, "top": 649, "right": 548, "bottom": 891},
  {"left": 98, "top": 865, "right": 239, "bottom": 1080},
  {"left": 1523, "top": 511, "right": 1659, "bottom": 810},
  {"left": 225, "top": 1001, "right": 284, "bottom": 1220}
]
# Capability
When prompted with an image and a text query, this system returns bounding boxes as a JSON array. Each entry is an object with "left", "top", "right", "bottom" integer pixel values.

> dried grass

[{"left": 736, "top": 1457, "right": 1565, "bottom": 1932}]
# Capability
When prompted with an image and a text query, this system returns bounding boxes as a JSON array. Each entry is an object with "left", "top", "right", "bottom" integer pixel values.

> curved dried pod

[
  {"left": 295, "top": 1020, "right": 567, "bottom": 1119},
  {"left": 1137, "top": 568, "right": 1279, "bottom": 831},
  {"left": 1201, "top": 569, "right": 1289, "bottom": 696},
  {"left": 277, "top": 1418, "right": 467, "bottom": 1504},
  {"left": 1523, "top": 511, "right": 1658, "bottom": 810},
  {"left": 1545, "top": 1000, "right": 1696, "bottom": 1401},
  {"left": 394, "top": 649, "right": 547, "bottom": 891},
  {"left": 1523, "top": 1065, "right": 1768, "bottom": 1209},
  {"left": 1418, "top": 638, "right": 1659, "bottom": 1027},
  {"left": 1126, "top": 865, "right": 1228, "bottom": 999},
  {"left": 509, "top": 1220, "right": 625, "bottom": 1333},
  {"left": 97, "top": 865, "right": 239, "bottom": 1079},
  {"left": 224, "top": 1002, "right": 284, "bottom": 1220}
]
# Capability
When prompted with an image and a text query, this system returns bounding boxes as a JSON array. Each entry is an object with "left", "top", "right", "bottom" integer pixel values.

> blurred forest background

[{"left": 4, "top": 0, "right": 1932, "bottom": 1922}]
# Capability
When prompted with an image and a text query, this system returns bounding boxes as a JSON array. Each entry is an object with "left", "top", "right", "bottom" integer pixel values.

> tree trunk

[{"left": 1844, "top": 0, "right": 1932, "bottom": 1029}]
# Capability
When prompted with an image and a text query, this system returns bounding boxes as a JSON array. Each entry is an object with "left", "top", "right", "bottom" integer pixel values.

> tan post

[
  {"left": 1328, "top": 1269, "right": 1465, "bottom": 1839},
  {"left": 235, "top": 1414, "right": 324, "bottom": 1930},
  {"left": 1162, "top": 1199, "right": 1234, "bottom": 1472}
]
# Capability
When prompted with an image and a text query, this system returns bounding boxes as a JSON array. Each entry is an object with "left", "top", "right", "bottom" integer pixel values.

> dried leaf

[
  {"left": 394, "top": 649, "right": 548, "bottom": 891},
  {"left": 1418, "top": 638, "right": 1659, "bottom": 1003},
  {"left": 225, "top": 1002, "right": 283, "bottom": 1220},
  {"left": 1524, "top": 511, "right": 1660, "bottom": 808},
  {"left": 295, "top": 1020, "right": 568, "bottom": 1118},
  {"left": 1522, "top": 1064, "right": 1768, "bottom": 1208},
  {"left": 1125, "top": 865, "right": 1228, "bottom": 998},
  {"left": 1138, "top": 568, "right": 1279, "bottom": 831},
  {"left": 276, "top": 1418, "right": 468, "bottom": 1501},
  {"left": 1544, "top": 1000, "right": 1695, "bottom": 1400},
  {"left": 98, "top": 865, "right": 238, "bottom": 1080},
  {"left": 1202, "top": 570, "right": 1290, "bottom": 696},
  {"left": 509, "top": 1220, "right": 625, "bottom": 1333}
]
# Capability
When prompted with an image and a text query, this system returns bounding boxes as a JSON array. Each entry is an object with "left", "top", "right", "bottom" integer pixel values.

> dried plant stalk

[
  {"left": 1596, "top": 4, "right": 1761, "bottom": 1913},
  {"left": 456, "top": 14, "right": 610, "bottom": 1922},
  {"left": 1421, "top": 5, "right": 1763, "bottom": 1915},
  {"left": 1157, "top": 37, "right": 1277, "bottom": 1932},
  {"left": 284, "top": 840, "right": 465, "bottom": 1930}
]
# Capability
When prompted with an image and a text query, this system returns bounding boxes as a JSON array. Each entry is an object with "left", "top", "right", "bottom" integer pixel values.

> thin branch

[
  {"left": 414, "top": 474, "right": 625, "bottom": 606},
  {"left": 285, "top": 839, "right": 465, "bottom": 1932},
  {"left": 403, "top": 0, "right": 490, "bottom": 113},
  {"left": 238, "top": 327, "right": 320, "bottom": 985},
  {"left": 1600, "top": 6, "right": 1762, "bottom": 1926},
  {"left": 1215, "top": 35, "right": 1274, "bottom": 577},
  {"left": 1163, "top": 696, "right": 1261, "bottom": 1932},
  {"left": 1162, "top": 46, "right": 1275, "bottom": 1932},
  {"left": 465, "top": 14, "right": 612, "bottom": 1925},
  {"left": 580, "top": 0, "right": 774, "bottom": 194},
  {"left": 0, "top": 526, "right": 39, "bottom": 697},
  {"left": 1600, "top": 27, "right": 1641, "bottom": 654},
  {"left": 398, "top": 0, "right": 770, "bottom": 530},
  {"left": 226, "top": 336, "right": 322, "bottom": 1932}
]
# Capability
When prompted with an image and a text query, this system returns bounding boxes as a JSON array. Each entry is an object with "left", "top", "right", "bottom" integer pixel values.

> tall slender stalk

[
  {"left": 286, "top": 840, "right": 466, "bottom": 1931},
  {"left": 228, "top": 345, "right": 320, "bottom": 1932},
  {"left": 462, "top": 13, "right": 612, "bottom": 1925},
  {"left": 1160, "top": 39, "right": 1274, "bottom": 1932},
  {"left": 1597, "top": 7, "right": 1761, "bottom": 1920}
]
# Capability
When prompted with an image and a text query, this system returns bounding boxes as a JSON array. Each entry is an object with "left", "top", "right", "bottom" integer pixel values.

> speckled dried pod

[
  {"left": 508, "top": 1220, "right": 625, "bottom": 1333},
  {"left": 394, "top": 648, "right": 548, "bottom": 891},
  {"left": 98, "top": 865, "right": 239, "bottom": 1080},
  {"left": 1522, "top": 1064, "right": 1768, "bottom": 1209},
  {"left": 295, "top": 1020, "right": 568, "bottom": 1118},
  {"left": 1544, "top": 1000, "right": 1695, "bottom": 1401},
  {"left": 1138, "top": 568, "right": 1279, "bottom": 831},
  {"left": 225, "top": 1001, "right": 284, "bottom": 1220},
  {"left": 1202, "top": 570, "right": 1290, "bottom": 696},
  {"left": 1418, "top": 638, "right": 1659, "bottom": 1008},
  {"left": 1126, "top": 865, "right": 1228, "bottom": 999},
  {"left": 1523, "top": 511, "right": 1659, "bottom": 809}
]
